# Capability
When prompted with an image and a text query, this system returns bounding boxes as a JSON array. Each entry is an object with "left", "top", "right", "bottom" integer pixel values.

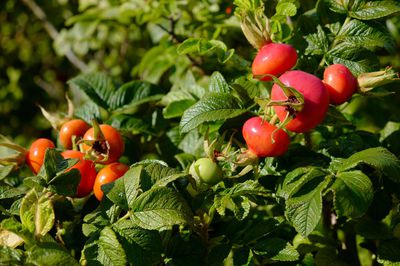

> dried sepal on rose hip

[
  {"left": 270, "top": 71, "right": 330, "bottom": 133},
  {"left": 242, "top": 116, "right": 290, "bottom": 158},
  {"left": 80, "top": 120, "right": 124, "bottom": 164}
]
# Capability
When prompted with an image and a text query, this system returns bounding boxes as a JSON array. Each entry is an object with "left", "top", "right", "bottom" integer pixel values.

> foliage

[{"left": 1, "top": 0, "right": 400, "bottom": 265}]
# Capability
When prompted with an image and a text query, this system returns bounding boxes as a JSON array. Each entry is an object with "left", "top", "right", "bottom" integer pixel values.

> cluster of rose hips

[
  {"left": 242, "top": 42, "right": 359, "bottom": 159},
  {"left": 25, "top": 120, "right": 128, "bottom": 201}
]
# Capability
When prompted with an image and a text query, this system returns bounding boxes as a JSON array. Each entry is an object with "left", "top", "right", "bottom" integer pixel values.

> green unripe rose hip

[{"left": 190, "top": 158, "right": 223, "bottom": 185}]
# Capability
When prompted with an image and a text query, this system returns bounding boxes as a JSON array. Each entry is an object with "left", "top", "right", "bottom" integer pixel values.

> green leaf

[
  {"left": 104, "top": 166, "right": 143, "bottom": 210},
  {"left": 213, "top": 180, "right": 270, "bottom": 220},
  {"left": 377, "top": 240, "right": 400, "bottom": 265},
  {"left": 337, "top": 20, "right": 395, "bottom": 51},
  {"left": 325, "top": 0, "right": 351, "bottom": 14},
  {"left": 137, "top": 44, "right": 178, "bottom": 83},
  {"left": 179, "top": 93, "right": 246, "bottom": 133},
  {"left": 305, "top": 25, "right": 329, "bottom": 55},
  {"left": 0, "top": 165, "right": 13, "bottom": 181},
  {"left": 109, "top": 114, "right": 151, "bottom": 135},
  {"left": 34, "top": 193, "right": 55, "bottom": 239},
  {"left": 326, "top": 42, "right": 379, "bottom": 75},
  {"left": 315, "top": 247, "right": 348, "bottom": 266},
  {"left": 108, "top": 81, "right": 164, "bottom": 112},
  {"left": 130, "top": 187, "right": 193, "bottom": 230},
  {"left": 75, "top": 101, "right": 102, "bottom": 124},
  {"left": 177, "top": 38, "right": 201, "bottom": 55},
  {"left": 338, "top": 147, "right": 400, "bottom": 182},
  {"left": 0, "top": 246, "right": 24, "bottom": 265},
  {"left": 112, "top": 219, "right": 162, "bottom": 266},
  {"left": 331, "top": 171, "right": 373, "bottom": 218},
  {"left": 209, "top": 71, "right": 231, "bottom": 94},
  {"left": 163, "top": 99, "right": 196, "bottom": 119},
  {"left": 349, "top": 0, "right": 400, "bottom": 20},
  {"left": 153, "top": 173, "right": 189, "bottom": 188},
  {"left": 47, "top": 169, "right": 81, "bottom": 197},
  {"left": 277, "top": 167, "right": 327, "bottom": 201},
  {"left": 97, "top": 227, "right": 127, "bottom": 266},
  {"left": 38, "top": 149, "right": 78, "bottom": 184},
  {"left": 275, "top": 2, "right": 297, "bottom": 17},
  {"left": 252, "top": 237, "right": 300, "bottom": 261},
  {"left": 230, "top": 217, "right": 284, "bottom": 245},
  {"left": 20, "top": 189, "right": 38, "bottom": 233},
  {"left": 177, "top": 38, "right": 233, "bottom": 64},
  {"left": 26, "top": 242, "right": 80, "bottom": 266},
  {"left": 20, "top": 189, "right": 55, "bottom": 238},
  {"left": 68, "top": 72, "right": 116, "bottom": 110},
  {"left": 0, "top": 185, "right": 25, "bottom": 199},
  {"left": 143, "top": 162, "right": 181, "bottom": 188},
  {"left": 285, "top": 177, "right": 330, "bottom": 236},
  {"left": 355, "top": 218, "right": 392, "bottom": 240}
]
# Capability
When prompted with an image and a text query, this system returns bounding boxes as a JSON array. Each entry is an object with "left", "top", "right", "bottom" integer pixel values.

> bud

[{"left": 358, "top": 67, "right": 399, "bottom": 93}]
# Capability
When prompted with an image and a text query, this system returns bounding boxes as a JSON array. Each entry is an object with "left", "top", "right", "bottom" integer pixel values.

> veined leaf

[
  {"left": 349, "top": 0, "right": 400, "bottom": 20},
  {"left": 163, "top": 99, "right": 196, "bottom": 119},
  {"left": 82, "top": 227, "right": 126, "bottom": 266},
  {"left": 74, "top": 101, "right": 102, "bottom": 124},
  {"left": 326, "top": 42, "right": 379, "bottom": 75},
  {"left": 338, "top": 147, "right": 400, "bottom": 182},
  {"left": 112, "top": 219, "right": 162, "bottom": 265},
  {"left": 68, "top": 73, "right": 116, "bottom": 110},
  {"left": 213, "top": 180, "right": 270, "bottom": 220},
  {"left": 331, "top": 171, "right": 373, "bottom": 218},
  {"left": 177, "top": 38, "right": 234, "bottom": 63},
  {"left": 179, "top": 93, "right": 246, "bottom": 133},
  {"left": 20, "top": 190, "right": 55, "bottom": 238},
  {"left": 377, "top": 239, "right": 400, "bottom": 265},
  {"left": 285, "top": 177, "right": 330, "bottom": 236},
  {"left": 108, "top": 81, "right": 164, "bottom": 112},
  {"left": 97, "top": 227, "right": 127, "bottom": 266},
  {"left": 252, "top": 237, "right": 300, "bottom": 261},
  {"left": 130, "top": 187, "right": 193, "bottom": 230},
  {"left": 104, "top": 166, "right": 143, "bottom": 210},
  {"left": 34, "top": 193, "right": 55, "bottom": 239},
  {"left": 0, "top": 185, "right": 25, "bottom": 200},
  {"left": 20, "top": 189, "right": 38, "bottom": 233},
  {"left": 337, "top": 20, "right": 395, "bottom": 51},
  {"left": 143, "top": 162, "right": 181, "bottom": 188},
  {"left": 325, "top": 0, "right": 351, "bottom": 14},
  {"left": 0, "top": 165, "right": 13, "bottom": 181},
  {"left": 0, "top": 246, "right": 24, "bottom": 265},
  {"left": 27, "top": 242, "right": 80, "bottom": 266},
  {"left": 137, "top": 44, "right": 179, "bottom": 83},
  {"left": 305, "top": 25, "right": 329, "bottom": 55},
  {"left": 209, "top": 71, "right": 230, "bottom": 94},
  {"left": 108, "top": 114, "right": 152, "bottom": 135},
  {"left": 177, "top": 38, "right": 200, "bottom": 55},
  {"left": 277, "top": 167, "right": 327, "bottom": 201}
]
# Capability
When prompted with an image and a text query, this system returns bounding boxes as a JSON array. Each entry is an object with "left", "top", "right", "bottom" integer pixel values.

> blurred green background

[{"left": 1, "top": 0, "right": 399, "bottom": 147}]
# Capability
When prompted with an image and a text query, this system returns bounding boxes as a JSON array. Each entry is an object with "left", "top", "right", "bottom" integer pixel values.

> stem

[
  {"left": 341, "top": 222, "right": 361, "bottom": 266},
  {"left": 304, "top": 132, "right": 312, "bottom": 149},
  {"left": 20, "top": 0, "right": 88, "bottom": 72},
  {"left": 156, "top": 19, "right": 203, "bottom": 69}
]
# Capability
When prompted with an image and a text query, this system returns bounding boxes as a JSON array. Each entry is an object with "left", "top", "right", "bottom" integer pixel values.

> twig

[{"left": 21, "top": 0, "right": 89, "bottom": 72}]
